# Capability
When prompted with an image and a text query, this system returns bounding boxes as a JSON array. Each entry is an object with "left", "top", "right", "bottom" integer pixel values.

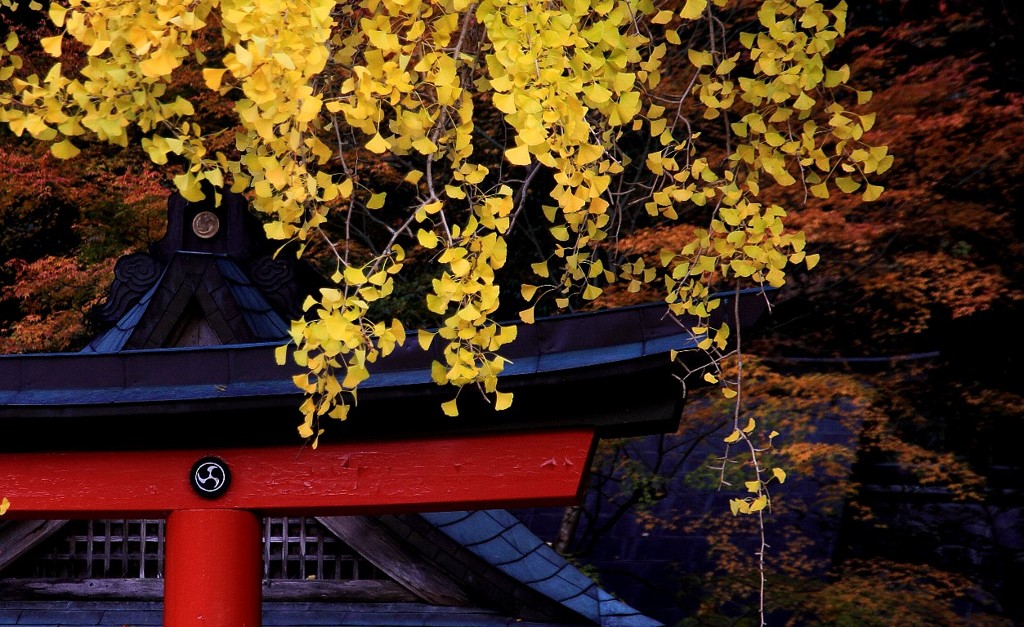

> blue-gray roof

[
  {"left": 423, "top": 510, "right": 661, "bottom": 626},
  {"left": 3, "top": 291, "right": 772, "bottom": 412},
  {"left": 84, "top": 253, "right": 289, "bottom": 353}
]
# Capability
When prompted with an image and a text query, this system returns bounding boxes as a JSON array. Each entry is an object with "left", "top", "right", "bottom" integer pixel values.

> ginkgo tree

[{"left": 0, "top": 0, "right": 884, "bottom": 497}]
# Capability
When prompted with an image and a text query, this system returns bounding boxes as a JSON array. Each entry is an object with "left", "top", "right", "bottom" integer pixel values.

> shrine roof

[
  {"left": 422, "top": 509, "right": 658, "bottom": 626},
  {"left": 0, "top": 291, "right": 771, "bottom": 450},
  {"left": 0, "top": 188, "right": 775, "bottom": 448},
  {"left": 84, "top": 255, "right": 290, "bottom": 353},
  {"left": 0, "top": 295, "right": 750, "bottom": 398},
  {"left": 0, "top": 192, "right": 769, "bottom": 626}
]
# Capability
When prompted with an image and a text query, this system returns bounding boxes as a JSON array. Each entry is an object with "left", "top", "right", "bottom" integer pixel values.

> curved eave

[{"left": 0, "top": 292, "right": 773, "bottom": 450}]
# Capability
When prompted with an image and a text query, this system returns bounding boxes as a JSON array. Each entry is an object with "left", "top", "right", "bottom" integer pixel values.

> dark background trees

[{"left": 520, "top": 1, "right": 1024, "bottom": 624}]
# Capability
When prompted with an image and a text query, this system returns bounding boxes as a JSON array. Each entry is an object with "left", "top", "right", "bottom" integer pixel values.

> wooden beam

[
  {"left": 0, "top": 519, "right": 68, "bottom": 573},
  {"left": 0, "top": 578, "right": 419, "bottom": 602},
  {"left": 317, "top": 516, "right": 471, "bottom": 606},
  {"left": 0, "top": 578, "right": 165, "bottom": 600},
  {"left": 0, "top": 429, "right": 594, "bottom": 518},
  {"left": 262, "top": 580, "right": 419, "bottom": 602}
]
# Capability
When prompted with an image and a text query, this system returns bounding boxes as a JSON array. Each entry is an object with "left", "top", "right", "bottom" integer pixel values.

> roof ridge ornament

[{"left": 85, "top": 190, "right": 323, "bottom": 351}]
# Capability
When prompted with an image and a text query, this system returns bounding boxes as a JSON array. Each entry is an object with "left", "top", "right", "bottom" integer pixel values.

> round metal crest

[
  {"left": 190, "top": 456, "right": 231, "bottom": 498},
  {"left": 192, "top": 211, "right": 221, "bottom": 239}
]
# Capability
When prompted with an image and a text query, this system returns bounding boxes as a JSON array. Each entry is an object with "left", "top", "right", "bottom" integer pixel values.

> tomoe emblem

[{"left": 190, "top": 456, "right": 231, "bottom": 498}]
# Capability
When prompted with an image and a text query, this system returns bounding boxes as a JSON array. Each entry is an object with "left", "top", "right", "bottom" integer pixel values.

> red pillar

[{"left": 164, "top": 509, "right": 262, "bottom": 627}]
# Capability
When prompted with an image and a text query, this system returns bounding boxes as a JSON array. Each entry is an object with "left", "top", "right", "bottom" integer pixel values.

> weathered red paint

[
  {"left": 164, "top": 509, "right": 262, "bottom": 626},
  {"left": 0, "top": 429, "right": 594, "bottom": 518}
]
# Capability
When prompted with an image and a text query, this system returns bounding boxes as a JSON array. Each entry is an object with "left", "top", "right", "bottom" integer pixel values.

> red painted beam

[{"left": 0, "top": 429, "right": 594, "bottom": 518}]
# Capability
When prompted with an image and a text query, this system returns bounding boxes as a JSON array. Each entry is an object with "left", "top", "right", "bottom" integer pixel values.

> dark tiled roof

[
  {"left": 83, "top": 253, "right": 289, "bottom": 353},
  {"left": 422, "top": 511, "right": 661, "bottom": 626},
  {"left": 216, "top": 257, "right": 289, "bottom": 340},
  {"left": 83, "top": 281, "right": 158, "bottom": 353},
  {"left": 1, "top": 290, "right": 774, "bottom": 452},
  {"left": 6, "top": 291, "right": 772, "bottom": 409}
]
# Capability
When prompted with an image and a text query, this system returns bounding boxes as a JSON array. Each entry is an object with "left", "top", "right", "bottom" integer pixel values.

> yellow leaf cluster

[{"left": 0, "top": 0, "right": 885, "bottom": 442}]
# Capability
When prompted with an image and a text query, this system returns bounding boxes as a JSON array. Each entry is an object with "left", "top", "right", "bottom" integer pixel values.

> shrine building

[{"left": 0, "top": 192, "right": 771, "bottom": 626}]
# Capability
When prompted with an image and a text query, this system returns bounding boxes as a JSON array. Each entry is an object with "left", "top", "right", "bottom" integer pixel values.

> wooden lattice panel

[
  {"left": 4, "top": 517, "right": 383, "bottom": 581},
  {"left": 8, "top": 519, "right": 165, "bottom": 579},
  {"left": 262, "top": 517, "right": 383, "bottom": 581}
]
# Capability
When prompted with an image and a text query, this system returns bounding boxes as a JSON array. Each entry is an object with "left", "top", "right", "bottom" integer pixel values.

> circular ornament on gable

[
  {"left": 190, "top": 456, "right": 231, "bottom": 498},
  {"left": 192, "top": 211, "right": 221, "bottom": 239}
]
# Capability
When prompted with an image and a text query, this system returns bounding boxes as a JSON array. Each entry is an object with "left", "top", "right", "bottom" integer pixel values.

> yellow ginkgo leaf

[
  {"left": 329, "top": 405, "right": 350, "bottom": 421},
  {"left": 50, "top": 139, "right": 80, "bottom": 159},
  {"left": 366, "top": 133, "right": 391, "bottom": 154},
  {"left": 652, "top": 10, "right": 674, "bottom": 24},
  {"left": 418, "top": 329, "right": 435, "bottom": 350},
  {"left": 344, "top": 266, "right": 367, "bottom": 285},
  {"left": 139, "top": 49, "right": 178, "bottom": 77},
  {"left": 505, "top": 144, "right": 531, "bottom": 166},
  {"left": 412, "top": 137, "right": 438, "bottom": 154},
  {"left": 48, "top": 3, "right": 67, "bottom": 27},
  {"left": 679, "top": 0, "right": 707, "bottom": 20},
  {"left": 417, "top": 228, "right": 438, "bottom": 249},
  {"left": 835, "top": 176, "right": 860, "bottom": 194},
  {"left": 203, "top": 68, "right": 229, "bottom": 90},
  {"left": 40, "top": 34, "right": 62, "bottom": 56},
  {"left": 441, "top": 398, "right": 459, "bottom": 417},
  {"left": 494, "top": 391, "right": 513, "bottom": 411}
]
